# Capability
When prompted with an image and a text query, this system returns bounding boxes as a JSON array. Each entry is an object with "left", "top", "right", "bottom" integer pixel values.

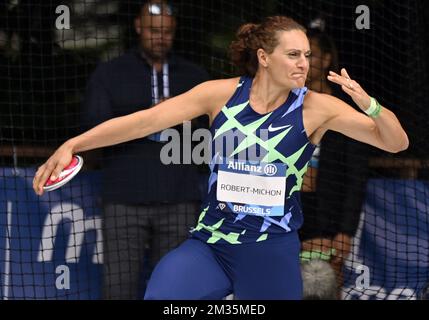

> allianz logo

[
  {"left": 37, "top": 203, "right": 103, "bottom": 264},
  {"left": 227, "top": 161, "right": 277, "bottom": 176}
]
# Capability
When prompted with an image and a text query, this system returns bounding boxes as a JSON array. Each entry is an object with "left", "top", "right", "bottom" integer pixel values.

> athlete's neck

[{"left": 250, "top": 72, "right": 291, "bottom": 114}]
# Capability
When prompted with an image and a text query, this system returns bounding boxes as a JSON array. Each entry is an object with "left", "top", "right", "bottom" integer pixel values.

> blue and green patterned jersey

[{"left": 191, "top": 76, "right": 316, "bottom": 244}]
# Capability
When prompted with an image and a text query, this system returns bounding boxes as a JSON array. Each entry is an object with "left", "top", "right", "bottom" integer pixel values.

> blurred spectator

[
  {"left": 82, "top": 0, "right": 209, "bottom": 299},
  {"left": 299, "top": 20, "right": 369, "bottom": 297}
]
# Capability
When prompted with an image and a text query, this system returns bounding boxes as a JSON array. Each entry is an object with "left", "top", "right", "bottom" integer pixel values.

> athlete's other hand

[{"left": 327, "top": 68, "right": 371, "bottom": 113}]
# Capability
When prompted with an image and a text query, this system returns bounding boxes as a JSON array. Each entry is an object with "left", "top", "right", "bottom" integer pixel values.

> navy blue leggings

[{"left": 144, "top": 233, "right": 302, "bottom": 300}]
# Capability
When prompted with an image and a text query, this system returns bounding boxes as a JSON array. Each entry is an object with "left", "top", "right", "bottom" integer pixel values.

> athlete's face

[{"left": 264, "top": 30, "right": 311, "bottom": 89}]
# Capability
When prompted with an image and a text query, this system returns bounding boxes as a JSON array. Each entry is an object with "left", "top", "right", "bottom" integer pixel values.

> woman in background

[{"left": 300, "top": 23, "right": 370, "bottom": 297}]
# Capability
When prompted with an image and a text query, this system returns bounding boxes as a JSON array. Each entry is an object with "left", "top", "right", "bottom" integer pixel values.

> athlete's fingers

[
  {"left": 39, "top": 163, "right": 57, "bottom": 194},
  {"left": 34, "top": 164, "right": 51, "bottom": 195},
  {"left": 340, "top": 84, "right": 358, "bottom": 97},
  {"left": 50, "top": 162, "right": 66, "bottom": 182},
  {"left": 341, "top": 68, "right": 351, "bottom": 80},
  {"left": 33, "top": 165, "right": 46, "bottom": 195},
  {"left": 327, "top": 71, "right": 350, "bottom": 88},
  {"left": 34, "top": 159, "right": 62, "bottom": 195},
  {"left": 328, "top": 71, "right": 359, "bottom": 92}
]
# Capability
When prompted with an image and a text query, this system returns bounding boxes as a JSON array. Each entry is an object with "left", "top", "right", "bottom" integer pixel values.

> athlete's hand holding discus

[{"left": 33, "top": 143, "right": 75, "bottom": 195}]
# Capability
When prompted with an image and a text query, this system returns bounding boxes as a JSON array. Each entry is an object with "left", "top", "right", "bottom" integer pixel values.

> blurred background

[
  {"left": 0, "top": 0, "right": 428, "bottom": 300},
  {"left": 1, "top": 0, "right": 428, "bottom": 162}
]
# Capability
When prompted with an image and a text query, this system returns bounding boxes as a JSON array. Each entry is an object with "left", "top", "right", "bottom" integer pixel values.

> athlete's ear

[{"left": 257, "top": 48, "right": 269, "bottom": 68}]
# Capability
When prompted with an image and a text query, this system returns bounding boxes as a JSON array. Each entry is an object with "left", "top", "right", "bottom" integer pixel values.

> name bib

[{"left": 216, "top": 159, "right": 286, "bottom": 217}]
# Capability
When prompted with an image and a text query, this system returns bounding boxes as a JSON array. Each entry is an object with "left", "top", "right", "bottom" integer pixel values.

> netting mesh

[{"left": 1, "top": 0, "right": 428, "bottom": 299}]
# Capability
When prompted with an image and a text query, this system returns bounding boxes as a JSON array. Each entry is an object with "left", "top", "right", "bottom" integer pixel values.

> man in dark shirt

[{"left": 82, "top": 0, "right": 209, "bottom": 299}]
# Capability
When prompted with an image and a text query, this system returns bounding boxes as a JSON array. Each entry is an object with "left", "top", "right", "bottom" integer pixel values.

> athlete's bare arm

[
  {"left": 303, "top": 69, "right": 408, "bottom": 153},
  {"left": 33, "top": 78, "right": 238, "bottom": 195}
]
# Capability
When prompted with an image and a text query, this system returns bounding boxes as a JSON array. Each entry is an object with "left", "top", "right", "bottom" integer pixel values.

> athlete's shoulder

[
  {"left": 192, "top": 77, "right": 240, "bottom": 98},
  {"left": 304, "top": 89, "right": 325, "bottom": 104},
  {"left": 190, "top": 77, "right": 240, "bottom": 120},
  {"left": 304, "top": 89, "right": 350, "bottom": 133},
  {"left": 305, "top": 89, "right": 345, "bottom": 107},
  {"left": 304, "top": 89, "right": 341, "bottom": 114},
  {"left": 201, "top": 77, "right": 241, "bottom": 88}
]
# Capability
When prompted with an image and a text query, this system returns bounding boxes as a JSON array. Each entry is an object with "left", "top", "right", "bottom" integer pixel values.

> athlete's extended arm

[
  {"left": 33, "top": 79, "right": 235, "bottom": 195},
  {"left": 310, "top": 68, "right": 409, "bottom": 153}
]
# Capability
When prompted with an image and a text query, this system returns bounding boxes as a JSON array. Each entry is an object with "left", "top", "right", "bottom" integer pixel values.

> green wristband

[
  {"left": 371, "top": 100, "right": 382, "bottom": 118},
  {"left": 365, "top": 97, "right": 382, "bottom": 118}
]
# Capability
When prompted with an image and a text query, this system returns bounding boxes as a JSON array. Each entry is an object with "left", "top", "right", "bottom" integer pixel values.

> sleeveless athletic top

[{"left": 191, "top": 76, "right": 316, "bottom": 244}]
